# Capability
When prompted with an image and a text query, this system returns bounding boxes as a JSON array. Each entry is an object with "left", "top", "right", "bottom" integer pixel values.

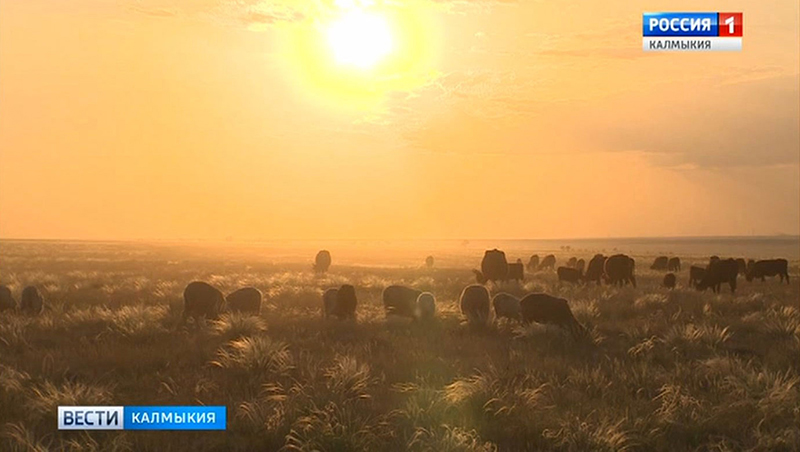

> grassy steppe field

[{"left": 1, "top": 241, "right": 798, "bottom": 451}]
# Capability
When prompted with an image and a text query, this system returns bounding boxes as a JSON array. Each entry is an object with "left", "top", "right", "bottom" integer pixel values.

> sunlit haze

[{"left": 1, "top": 0, "right": 798, "bottom": 241}]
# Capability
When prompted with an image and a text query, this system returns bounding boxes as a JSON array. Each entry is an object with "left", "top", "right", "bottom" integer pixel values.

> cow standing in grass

[
  {"left": 226, "top": 287, "right": 262, "bottom": 315},
  {"left": 585, "top": 254, "right": 606, "bottom": 286},
  {"left": 333, "top": 285, "right": 357, "bottom": 320},
  {"left": 492, "top": 292, "right": 521, "bottom": 322},
  {"left": 183, "top": 282, "right": 225, "bottom": 321},
  {"left": 604, "top": 254, "right": 636, "bottom": 288},
  {"left": 663, "top": 273, "right": 676, "bottom": 289},
  {"left": 668, "top": 257, "right": 681, "bottom": 272},
  {"left": 475, "top": 249, "right": 509, "bottom": 285},
  {"left": 538, "top": 254, "right": 556, "bottom": 271},
  {"left": 688, "top": 266, "right": 706, "bottom": 289},
  {"left": 383, "top": 285, "right": 422, "bottom": 319},
  {"left": 314, "top": 250, "right": 332, "bottom": 274},
  {"left": 527, "top": 255, "right": 540, "bottom": 271},
  {"left": 746, "top": 259, "right": 790, "bottom": 284},
  {"left": 697, "top": 259, "right": 738, "bottom": 294},
  {"left": 507, "top": 262, "right": 525, "bottom": 282},
  {"left": 460, "top": 285, "right": 490, "bottom": 326},
  {"left": 416, "top": 292, "right": 436, "bottom": 319},
  {"left": 651, "top": 256, "right": 669, "bottom": 271},
  {"left": 0, "top": 286, "right": 16, "bottom": 312},
  {"left": 21, "top": 286, "right": 44, "bottom": 315},
  {"left": 519, "top": 293, "right": 587, "bottom": 339}
]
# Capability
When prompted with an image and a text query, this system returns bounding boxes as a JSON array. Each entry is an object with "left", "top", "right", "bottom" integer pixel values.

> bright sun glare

[{"left": 326, "top": 10, "right": 393, "bottom": 69}]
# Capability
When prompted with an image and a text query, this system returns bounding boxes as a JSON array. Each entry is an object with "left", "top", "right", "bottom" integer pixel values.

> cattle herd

[{"left": 0, "top": 249, "right": 791, "bottom": 341}]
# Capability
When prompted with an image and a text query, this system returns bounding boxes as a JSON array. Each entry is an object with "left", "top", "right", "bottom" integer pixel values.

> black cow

[
  {"left": 527, "top": 255, "right": 540, "bottom": 271},
  {"left": 668, "top": 257, "right": 681, "bottom": 272},
  {"left": 383, "top": 285, "right": 422, "bottom": 318},
  {"left": 183, "top": 281, "right": 225, "bottom": 321},
  {"left": 735, "top": 258, "right": 747, "bottom": 275},
  {"left": 557, "top": 267, "right": 582, "bottom": 285},
  {"left": 584, "top": 254, "right": 606, "bottom": 285},
  {"left": 663, "top": 273, "right": 676, "bottom": 289},
  {"left": 333, "top": 285, "right": 357, "bottom": 319},
  {"left": 492, "top": 292, "right": 521, "bottom": 322},
  {"left": 576, "top": 259, "right": 586, "bottom": 274},
  {"left": 604, "top": 254, "right": 636, "bottom": 288},
  {"left": 520, "top": 293, "right": 587, "bottom": 339},
  {"left": 538, "top": 254, "right": 556, "bottom": 271},
  {"left": 697, "top": 259, "right": 738, "bottom": 294},
  {"left": 746, "top": 259, "right": 790, "bottom": 284},
  {"left": 480, "top": 249, "right": 509, "bottom": 284},
  {"left": 314, "top": 250, "right": 332, "bottom": 273},
  {"left": 567, "top": 257, "right": 577, "bottom": 268},
  {"left": 651, "top": 256, "right": 669, "bottom": 270},
  {"left": 0, "top": 286, "right": 16, "bottom": 312},
  {"left": 226, "top": 287, "right": 262, "bottom": 315},
  {"left": 507, "top": 262, "right": 525, "bottom": 282},
  {"left": 688, "top": 266, "right": 706, "bottom": 288},
  {"left": 460, "top": 285, "right": 490, "bottom": 325}
]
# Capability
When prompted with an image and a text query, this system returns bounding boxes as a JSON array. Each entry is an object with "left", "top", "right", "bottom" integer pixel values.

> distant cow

[
  {"left": 709, "top": 256, "right": 720, "bottom": 265},
  {"left": 557, "top": 267, "right": 583, "bottom": 285},
  {"left": 183, "top": 282, "right": 225, "bottom": 321},
  {"left": 226, "top": 287, "right": 262, "bottom": 315},
  {"left": 322, "top": 288, "right": 338, "bottom": 319},
  {"left": 480, "top": 249, "right": 509, "bottom": 284},
  {"left": 0, "top": 286, "right": 16, "bottom": 311},
  {"left": 697, "top": 258, "right": 738, "bottom": 294},
  {"left": 507, "top": 262, "right": 525, "bottom": 282},
  {"left": 668, "top": 257, "right": 681, "bottom": 272},
  {"left": 383, "top": 285, "right": 422, "bottom": 318},
  {"left": 313, "top": 250, "right": 332, "bottom": 273},
  {"left": 651, "top": 256, "right": 669, "bottom": 270},
  {"left": 567, "top": 257, "right": 577, "bottom": 268},
  {"left": 663, "top": 273, "right": 676, "bottom": 290},
  {"left": 425, "top": 256, "right": 435, "bottom": 268},
  {"left": 492, "top": 292, "right": 521, "bottom": 322},
  {"left": 527, "top": 255, "right": 540, "bottom": 271},
  {"left": 735, "top": 258, "right": 747, "bottom": 275},
  {"left": 575, "top": 259, "right": 585, "bottom": 274},
  {"left": 746, "top": 259, "right": 790, "bottom": 284},
  {"left": 416, "top": 292, "right": 436, "bottom": 319},
  {"left": 460, "top": 285, "right": 490, "bottom": 325},
  {"left": 688, "top": 266, "right": 706, "bottom": 289},
  {"left": 604, "top": 254, "right": 636, "bottom": 288},
  {"left": 520, "top": 293, "right": 587, "bottom": 339},
  {"left": 538, "top": 254, "right": 556, "bottom": 271},
  {"left": 584, "top": 254, "right": 606, "bottom": 285},
  {"left": 333, "top": 285, "right": 357, "bottom": 319},
  {"left": 20, "top": 286, "right": 44, "bottom": 315}
]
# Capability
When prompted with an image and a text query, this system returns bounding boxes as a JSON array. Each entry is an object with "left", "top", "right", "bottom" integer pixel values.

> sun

[{"left": 326, "top": 10, "right": 393, "bottom": 69}]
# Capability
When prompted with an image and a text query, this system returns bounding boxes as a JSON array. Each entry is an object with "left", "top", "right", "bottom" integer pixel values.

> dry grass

[{"left": 1, "top": 241, "right": 799, "bottom": 451}]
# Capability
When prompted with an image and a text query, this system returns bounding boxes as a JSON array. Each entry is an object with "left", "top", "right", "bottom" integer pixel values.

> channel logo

[
  {"left": 643, "top": 12, "right": 743, "bottom": 52},
  {"left": 58, "top": 406, "right": 227, "bottom": 431}
]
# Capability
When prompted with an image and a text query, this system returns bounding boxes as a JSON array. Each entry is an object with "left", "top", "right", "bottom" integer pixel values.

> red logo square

[{"left": 719, "top": 12, "right": 743, "bottom": 37}]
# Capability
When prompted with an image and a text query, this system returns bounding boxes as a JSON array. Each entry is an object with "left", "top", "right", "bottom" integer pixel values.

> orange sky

[{"left": 1, "top": 0, "right": 798, "bottom": 241}]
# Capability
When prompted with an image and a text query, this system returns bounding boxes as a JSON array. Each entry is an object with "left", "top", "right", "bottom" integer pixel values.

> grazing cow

[
  {"left": 688, "top": 266, "right": 706, "bottom": 288},
  {"left": 585, "top": 254, "right": 606, "bottom": 285},
  {"left": 322, "top": 288, "right": 338, "bottom": 319},
  {"left": 557, "top": 267, "right": 583, "bottom": 285},
  {"left": 313, "top": 250, "right": 332, "bottom": 273},
  {"left": 735, "top": 258, "right": 747, "bottom": 275},
  {"left": 538, "top": 254, "right": 556, "bottom": 271},
  {"left": 567, "top": 257, "right": 577, "bottom": 268},
  {"left": 575, "top": 259, "right": 586, "bottom": 274},
  {"left": 527, "top": 255, "right": 540, "bottom": 271},
  {"left": 460, "top": 285, "right": 490, "bottom": 325},
  {"left": 0, "top": 286, "right": 16, "bottom": 311},
  {"left": 663, "top": 273, "right": 676, "bottom": 289},
  {"left": 651, "top": 256, "right": 669, "bottom": 270},
  {"left": 416, "top": 292, "right": 436, "bottom": 319},
  {"left": 480, "top": 249, "right": 509, "bottom": 284},
  {"left": 333, "top": 285, "right": 358, "bottom": 319},
  {"left": 697, "top": 259, "right": 738, "bottom": 294},
  {"left": 425, "top": 256, "right": 435, "bottom": 268},
  {"left": 21, "top": 286, "right": 45, "bottom": 315},
  {"left": 604, "top": 254, "right": 636, "bottom": 288},
  {"left": 507, "top": 262, "right": 525, "bottom": 282},
  {"left": 746, "top": 259, "right": 790, "bottom": 284},
  {"left": 383, "top": 285, "right": 422, "bottom": 318},
  {"left": 183, "top": 281, "right": 225, "bottom": 321},
  {"left": 519, "top": 293, "right": 587, "bottom": 339},
  {"left": 709, "top": 256, "right": 720, "bottom": 265},
  {"left": 492, "top": 292, "right": 521, "bottom": 322},
  {"left": 668, "top": 257, "right": 681, "bottom": 272},
  {"left": 226, "top": 287, "right": 262, "bottom": 315}
]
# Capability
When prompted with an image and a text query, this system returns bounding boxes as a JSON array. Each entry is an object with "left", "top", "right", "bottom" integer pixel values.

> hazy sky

[{"left": 1, "top": 0, "right": 798, "bottom": 240}]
